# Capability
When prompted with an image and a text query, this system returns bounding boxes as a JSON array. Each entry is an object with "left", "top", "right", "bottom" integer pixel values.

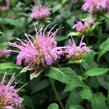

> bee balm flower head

[
  {"left": 0, "top": 6, "right": 10, "bottom": 11},
  {"left": 0, "top": 74, "right": 23, "bottom": 109},
  {"left": 31, "top": 5, "right": 51, "bottom": 20},
  {"left": 73, "top": 18, "right": 94, "bottom": 33},
  {"left": 65, "top": 37, "right": 91, "bottom": 60},
  {"left": 73, "top": 21, "right": 89, "bottom": 33},
  {"left": 11, "top": 25, "right": 63, "bottom": 70},
  {"left": 82, "top": 0, "right": 107, "bottom": 13}
]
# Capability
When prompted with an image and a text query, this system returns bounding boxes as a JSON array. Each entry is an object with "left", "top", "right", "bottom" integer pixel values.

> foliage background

[{"left": 1, "top": 0, "right": 109, "bottom": 109}]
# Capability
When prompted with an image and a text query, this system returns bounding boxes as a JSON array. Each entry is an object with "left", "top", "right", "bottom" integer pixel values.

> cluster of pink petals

[
  {"left": 11, "top": 26, "right": 63, "bottom": 66},
  {"left": 106, "top": 0, "right": 109, "bottom": 11},
  {"left": 0, "top": 74, "right": 23, "bottom": 109},
  {"left": 11, "top": 41, "right": 37, "bottom": 65},
  {"left": 0, "top": 6, "right": 10, "bottom": 11},
  {"left": 0, "top": 49, "right": 11, "bottom": 57},
  {"left": 0, "top": 0, "right": 11, "bottom": 11},
  {"left": 82, "top": 0, "right": 108, "bottom": 13},
  {"left": 73, "top": 18, "right": 94, "bottom": 33},
  {"left": 31, "top": 5, "right": 51, "bottom": 20},
  {"left": 65, "top": 37, "right": 91, "bottom": 60},
  {"left": 73, "top": 21, "right": 89, "bottom": 32}
]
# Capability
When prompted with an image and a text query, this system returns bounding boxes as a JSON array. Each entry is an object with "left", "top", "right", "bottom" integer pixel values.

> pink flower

[
  {"left": 82, "top": 0, "right": 107, "bottom": 13},
  {"left": 11, "top": 26, "right": 63, "bottom": 67},
  {"left": 73, "top": 21, "right": 89, "bottom": 33},
  {"left": 31, "top": 5, "right": 51, "bottom": 20},
  {"left": 73, "top": 18, "right": 94, "bottom": 33},
  {"left": 0, "top": 49, "right": 11, "bottom": 57},
  {"left": 0, "top": 6, "right": 10, "bottom": 11},
  {"left": 65, "top": 37, "right": 91, "bottom": 60},
  {"left": 106, "top": 0, "right": 109, "bottom": 11},
  {"left": 87, "top": 17, "right": 94, "bottom": 24},
  {"left": 0, "top": 74, "right": 23, "bottom": 109}
]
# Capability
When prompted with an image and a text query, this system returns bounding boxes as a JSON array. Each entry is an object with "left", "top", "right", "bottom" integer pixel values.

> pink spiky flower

[
  {"left": 73, "top": 18, "right": 94, "bottom": 33},
  {"left": 65, "top": 37, "right": 91, "bottom": 60},
  {"left": 0, "top": 6, "right": 10, "bottom": 11},
  {"left": 0, "top": 49, "right": 11, "bottom": 57},
  {"left": 31, "top": 5, "right": 51, "bottom": 20},
  {"left": 11, "top": 26, "right": 63, "bottom": 74},
  {"left": 73, "top": 21, "right": 89, "bottom": 33},
  {"left": 0, "top": 74, "right": 23, "bottom": 109},
  {"left": 82, "top": 0, "right": 107, "bottom": 13}
]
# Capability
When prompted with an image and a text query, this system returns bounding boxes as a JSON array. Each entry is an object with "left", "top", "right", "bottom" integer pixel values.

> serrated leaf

[
  {"left": 99, "top": 38, "right": 109, "bottom": 58},
  {"left": 0, "top": 62, "right": 21, "bottom": 70},
  {"left": 63, "top": 78, "right": 86, "bottom": 93},
  {"left": 84, "top": 68, "right": 109, "bottom": 77},
  {"left": 82, "top": 51, "right": 98, "bottom": 70},
  {"left": 47, "top": 67, "right": 80, "bottom": 84}
]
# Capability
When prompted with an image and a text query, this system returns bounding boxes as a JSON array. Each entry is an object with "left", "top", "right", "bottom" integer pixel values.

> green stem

[{"left": 49, "top": 78, "right": 64, "bottom": 109}]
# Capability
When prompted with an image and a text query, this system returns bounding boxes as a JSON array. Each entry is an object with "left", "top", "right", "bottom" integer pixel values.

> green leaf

[
  {"left": 31, "top": 79, "right": 49, "bottom": 94},
  {"left": 47, "top": 103, "right": 59, "bottom": 109},
  {"left": 56, "top": 36, "right": 68, "bottom": 42},
  {"left": 97, "top": 76, "right": 109, "bottom": 90},
  {"left": 65, "top": 92, "right": 82, "bottom": 109},
  {"left": 91, "top": 93, "right": 108, "bottom": 109},
  {"left": 47, "top": 67, "right": 81, "bottom": 84},
  {"left": 69, "top": 105, "right": 84, "bottom": 109},
  {"left": 52, "top": 4, "right": 62, "bottom": 13},
  {"left": 23, "top": 95, "right": 35, "bottom": 109},
  {"left": 47, "top": 67, "right": 86, "bottom": 92},
  {"left": 99, "top": 38, "right": 109, "bottom": 58},
  {"left": 79, "top": 88, "right": 93, "bottom": 101},
  {"left": 84, "top": 68, "right": 109, "bottom": 77},
  {"left": 3, "top": 18, "right": 20, "bottom": 27},
  {"left": 66, "top": 18, "right": 75, "bottom": 26},
  {"left": 63, "top": 78, "right": 86, "bottom": 92},
  {"left": 91, "top": 22, "right": 101, "bottom": 30},
  {"left": 107, "top": 91, "right": 109, "bottom": 107},
  {"left": 82, "top": 51, "right": 98, "bottom": 70},
  {"left": 0, "top": 62, "right": 21, "bottom": 70},
  {"left": 2, "top": 18, "right": 25, "bottom": 29},
  {"left": 0, "top": 31, "right": 4, "bottom": 35},
  {"left": 62, "top": 0, "right": 67, "bottom": 4}
]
